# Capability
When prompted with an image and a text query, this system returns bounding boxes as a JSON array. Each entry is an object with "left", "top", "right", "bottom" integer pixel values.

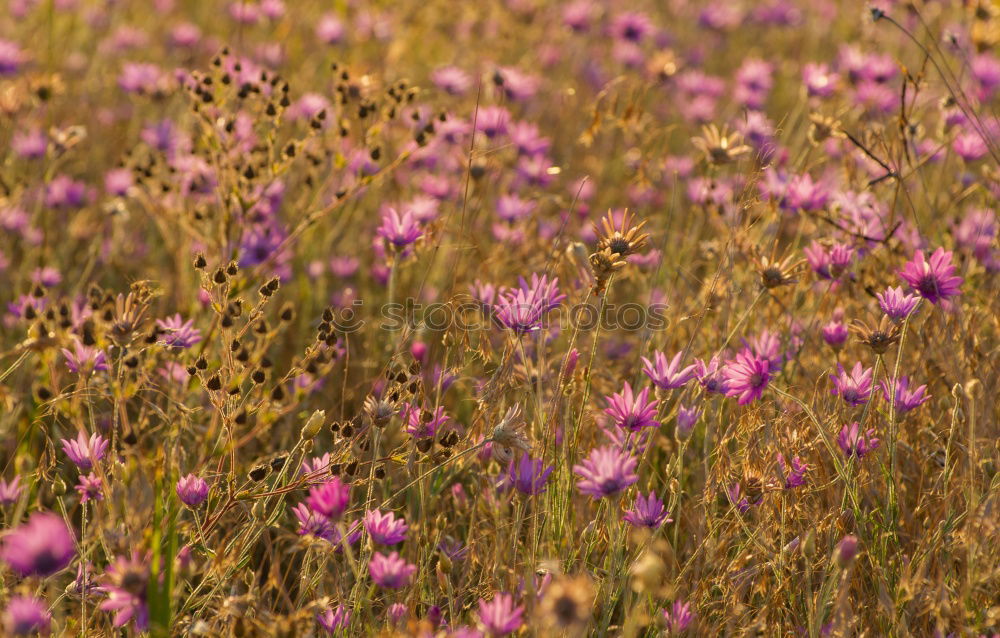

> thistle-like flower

[
  {"left": 849, "top": 314, "right": 901, "bottom": 354},
  {"left": 363, "top": 510, "right": 409, "bottom": 545},
  {"left": 691, "top": 123, "right": 751, "bottom": 164},
  {"left": 604, "top": 381, "right": 659, "bottom": 431},
  {"left": 623, "top": 491, "right": 672, "bottom": 529},
  {"left": 879, "top": 376, "right": 930, "bottom": 415},
  {"left": 642, "top": 351, "right": 697, "bottom": 392},
  {"left": 897, "top": 247, "right": 963, "bottom": 304},
  {"left": 573, "top": 445, "right": 638, "bottom": 499},
  {"left": 477, "top": 593, "right": 524, "bottom": 637},
  {"left": 594, "top": 209, "right": 649, "bottom": 259},
  {"left": 876, "top": 286, "right": 920, "bottom": 322},
  {"left": 829, "top": 362, "right": 874, "bottom": 406},
  {"left": 837, "top": 422, "right": 879, "bottom": 459},
  {"left": 662, "top": 599, "right": 695, "bottom": 634}
]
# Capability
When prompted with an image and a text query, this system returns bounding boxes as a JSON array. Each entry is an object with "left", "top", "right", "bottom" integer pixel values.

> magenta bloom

[
  {"left": 837, "top": 422, "right": 880, "bottom": 459},
  {"left": 662, "top": 598, "right": 694, "bottom": 633},
  {"left": 642, "top": 351, "right": 697, "bottom": 391},
  {"left": 291, "top": 503, "right": 334, "bottom": 541},
  {"left": 369, "top": 551, "right": 417, "bottom": 589},
  {"left": 879, "top": 377, "right": 930, "bottom": 415},
  {"left": 316, "top": 604, "right": 351, "bottom": 632},
  {"left": 4, "top": 596, "right": 51, "bottom": 636},
  {"left": 75, "top": 473, "right": 103, "bottom": 504},
  {"left": 176, "top": 474, "right": 209, "bottom": 507},
  {"left": 623, "top": 491, "right": 672, "bottom": 529},
  {"left": 401, "top": 404, "right": 449, "bottom": 439},
  {"left": 0, "top": 512, "right": 76, "bottom": 577},
  {"left": 574, "top": 445, "right": 638, "bottom": 499},
  {"left": 156, "top": 314, "right": 202, "bottom": 348},
  {"left": 604, "top": 381, "right": 659, "bottom": 431},
  {"left": 477, "top": 593, "right": 523, "bottom": 636},
  {"left": 777, "top": 453, "right": 808, "bottom": 489},
  {"left": 60, "top": 430, "right": 109, "bottom": 471},
  {"left": 306, "top": 478, "right": 351, "bottom": 520},
  {"left": 494, "top": 273, "right": 565, "bottom": 334},
  {"left": 803, "top": 240, "right": 854, "bottom": 279},
  {"left": 0, "top": 476, "right": 23, "bottom": 506},
  {"left": 723, "top": 350, "right": 771, "bottom": 405},
  {"left": 377, "top": 207, "right": 423, "bottom": 249},
  {"left": 726, "top": 483, "right": 762, "bottom": 514},
  {"left": 829, "top": 362, "right": 874, "bottom": 407},
  {"left": 676, "top": 404, "right": 701, "bottom": 438},
  {"left": 821, "top": 318, "right": 849, "bottom": 349},
  {"left": 897, "top": 247, "right": 963, "bottom": 304},
  {"left": 694, "top": 355, "right": 728, "bottom": 394},
  {"left": 62, "top": 341, "right": 108, "bottom": 375},
  {"left": 99, "top": 554, "right": 149, "bottom": 631},
  {"left": 363, "top": 510, "right": 409, "bottom": 546},
  {"left": 501, "top": 453, "right": 554, "bottom": 496},
  {"left": 876, "top": 286, "right": 919, "bottom": 322}
]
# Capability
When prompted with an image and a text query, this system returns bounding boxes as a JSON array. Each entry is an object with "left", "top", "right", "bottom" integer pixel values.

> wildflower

[
  {"left": 610, "top": 12, "right": 654, "bottom": 42},
  {"left": 537, "top": 574, "right": 594, "bottom": 634},
  {"left": 837, "top": 422, "right": 880, "bottom": 459},
  {"left": 477, "top": 593, "right": 524, "bottom": 637},
  {"left": 431, "top": 65, "right": 472, "bottom": 95},
  {"left": 376, "top": 207, "right": 423, "bottom": 250},
  {"left": 662, "top": 599, "right": 694, "bottom": 634},
  {"left": 821, "top": 313, "right": 849, "bottom": 350},
  {"left": 642, "top": 351, "right": 697, "bottom": 391},
  {"left": 574, "top": 445, "right": 639, "bottom": 499},
  {"left": 803, "top": 240, "right": 854, "bottom": 279},
  {"left": 60, "top": 431, "right": 109, "bottom": 471},
  {"left": 588, "top": 248, "right": 628, "bottom": 294},
  {"left": 836, "top": 535, "right": 859, "bottom": 566},
  {"left": 694, "top": 355, "right": 728, "bottom": 394},
  {"left": 316, "top": 604, "right": 351, "bottom": 632},
  {"left": 61, "top": 341, "right": 108, "bottom": 375},
  {"left": 723, "top": 350, "right": 771, "bottom": 405},
  {"left": 401, "top": 404, "right": 449, "bottom": 439},
  {"left": 368, "top": 551, "right": 417, "bottom": 589},
  {"left": 829, "top": 362, "right": 874, "bottom": 406},
  {"left": 807, "top": 113, "right": 844, "bottom": 145},
  {"left": 879, "top": 377, "right": 930, "bottom": 415},
  {"left": 803, "top": 63, "right": 840, "bottom": 98},
  {"left": 4, "top": 596, "right": 51, "bottom": 636},
  {"left": 363, "top": 510, "right": 408, "bottom": 545},
  {"left": 306, "top": 478, "right": 351, "bottom": 520},
  {"left": 291, "top": 503, "right": 334, "bottom": 541},
  {"left": 897, "top": 247, "right": 963, "bottom": 304},
  {"left": 0, "top": 476, "right": 24, "bottom": 505},
  {"left": 155, "top": 314, "right": 202, "bottom": 348},
  {"left": 623, "top": 491, "right": 672, "bottom": 529},
  {"left": 494, "top": 273, "right": 565, "bottom": 334},
  {"left": 691, "top": 124, "right": 751, "bottom": 164},
  {"left": 386, "top": 603, "right": 408, "bottom": 626},
  {"left": 594, "top": 209, "right": 649, "bottom": 259},
  {"left": 490, "top": 405, "right": 532, "bottom": 463},
  {"left": 99, "top": 554, "right": 149, "bottom": 631},
  {"left": 176, "top": 474, "right": 209, "bottom": 507},
  {"left": 301, "top": 453, "right": 331, "bottom": 477},
  {"left": 501, "top": 453, "right": 554, "bottom": 496},
  {"left": 726, "top": 481, "right": 764, "bottom": 513},
  {"left": 876, "top": 286, "right": 919, "bottom": 322},
  {"left": 0, "top": 512, "right": 75, "bottom": 578},
  {"left": 754, "top": 252, "right": 804, "bottom": 289},
  {"left": 776, "top": 453, "right": 808, "bottom": 489},
  {"left": 850, "top": 315, "right": 901, "bottom": 354},
  {"left": 75, "top": 473, "right": 103, "bottom": 504},
  {"left": 676, "top": 404, "right": 701, "bottom": 438},
  {"left": 604, "top": 382, "right": 659, "bottom": 431}
]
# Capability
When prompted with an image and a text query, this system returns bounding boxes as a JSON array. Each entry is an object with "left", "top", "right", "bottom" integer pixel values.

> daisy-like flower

[
  {"left": 879, "top": 376, "right": 930, "bottom": 415},
  {"left": 623, "top": 491, "right": 672, "bottom": 529},
  {"left": 776, "top": 453, "right": 808, "bottom": 489},
  {"left": 500, "top": 453, "right": 554, "bottom": 496},
  {"left": 694, "top": 355, "right": 728, "bottom": 394},
  {"left": 723, "top": 350, "right": 771, "bottom": 405},
  {"left": 594, "top": 209, "right": 650, "bottom": 259},
  {"left": 0, "top": 512, "right": 76, "bottom": 577},
  {"left": 363, "top": 510, "right": 409, "bottom": 546},
  {"left": 0, "top": 476, "right": 23, "bottom": 506},
  {"left": 62, "top": 341, "right": 108, "bottom": 375},
  {"left": 493, "top": 273, "right": 565, "bottom": 334},
  {"left": 829, "top": 362, "right": 874, "bottom": 406},
  {"left": 176, "top": 474, "right": 209, "bottom": 507},
  {"left": 604, "top": 381, "right": 659, "bottom": 431},
  {"left": 574, "top": 445, "right": 639, "bottom": 499},
  {"left": 368, "top": 551, "right": 417, "bottom": 589},
  {"left": 60, "top": 431, "right": 109, "bottom": 471},
  {"left": 691, "top": 124, "right": 751, "bottom": 164},
  {"left": 642, "top": 351, "right": 697, "bottom": 391},
  {"left": 401, "top": 404, "right": 449, "bottom": 439},
  {"left": 75, "top": 472, "right": 103, "bottom": 504},
  {"left": 754, "top": 252, "right": 805, "bottom": 289},
  {"left": 876, "top": 286, "right": 920, "bottom": 322},
  {"left": 316, "top": 604, "right": 351, "bottom": 633},
  {"left": 897, "top": 247, "right": 963, "bottom": 304},
  {"left": 4, "top": 596, "right": 51, "bottom": 637},
  {"left": 291, "top": 503, "right": 335, "bottom": 541},
  {"left": 837, "top": 422, "right": 880, "bottom": 459},
  {"left": 662, "top": 599, "right": 695, "bottom": 634},
  {"left": 376, "top": 207, "right": 423, "bottom": 250},
  {"left": 99, "top": 554, "right": 149, "bottom": 631},
  {"left": 849, "top": 315, "right": 900, "bottom": 354},
  {"left": 803, "top": 240, "right": 855, "bottom": 279},
  {"left": 155, "top": 314, "right": 202, "bottom": 348},
  {"left": 306, "top": 477, "right": 351, "bottom": 520},
  {"left": 477, "top": 593, "right": 523, "bottom": 637},
  {"left": 821, "top": 314, "right": 849, "bottom": 350}
]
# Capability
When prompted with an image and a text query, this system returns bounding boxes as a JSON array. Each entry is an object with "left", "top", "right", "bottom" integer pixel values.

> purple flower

[
  {"left": 176, "top": 474, "right": 209, "bottom": 507},
  {"left": 363, "top": 510, "right": 408, "bottom": 546},
  {"left": 477, "top": 593, "right": 523, "bottom": 636},
  {"left": 306, "top": 478, "right": 351, "bottom": 520},
  {"left": 156, "top": 314, "right": 202, "bottom": 348},
  {"left": 62, "top": 341, "right": 108, "bottom": 375},
  {"left": 837, "top": 422, "right": 880, "bottom": 459},
  {"left": 369, "top": 551, "right": 417, "bottom": 589},
  {"left": 315, "top": 14, "right": 345, "bottom": 45},
  {"left": 494, "top": 274, "right": 565, "bottom": 334},
  {"left": 301, "top": 453, "right": 331, "bottom": 478},
  {"left": 821, "top": 317, "right": 849, "bottom": 350},
  {"left": 876, "top": 286, "right": 920, "bottom": 322},
  {"left": 623, "top": 491, "right": 672, "bottom": 529},
  {"left": 726, "top": 483, "right": 762, "bottom": 513},
  {"left": 4, "top": 596, "right": 51, "bottom": 636},
  {"left": 829, "top": 362, "right": 874, "bottom": 407},
  {"left": 0, "top": 476, "right": 24, "bottom": 506},
  {"left": 777, "top": 453, "right": 808, "bottom": 489},
  {"left": 500, "top": 453, "right": 554, "bottom": 496},
  {"left": 604, "top": 382, "right": 659, "bottom": 431},
  {"left": 401, "top": 404, "right": 449, "bottom": 439},
  {"left": 431, "top": 66, "right": 472, "bottom": 95},
  {"left": 642, "top": 351, "right": 697, "bottom": 391},
  {"left": 897, "top": 247, "right": 963, "bottom": 305},
  {"left": 610, "top": 11, "right": 654, "bottom": 42},
  {"left": 291, "top": 503, "right": 334, "bottom": 541},
  {"left": 723, "top": 350, "right": 771, "bottom": 405},
  {"left": 377, "top": 207, "right": 423, "bottom": 249},
  {"left": 0, "top": 39, "right": 27, "bottom": 76},
  {"left": 803, "top": 241, "right": 855, "bottom": 279},
  {"left": 75, "top": 473, "right": 103, "bottom": 504},
  {"left": 676, "top": 405, "right": 701, "bottom": 438},
  {"left": 694, "top": 355, "right": 728, "bottom": 394},
  {"left": 836, "top": 535, "right": 859, "bottom": 566},
  {"left": 574, "top": 445, "right": 639, "bottom": 499},
  {"left": 387, "top": 602, "right": 408, "bottom": 625},
  {"left": 316, "top": 604, "right": 351, "bottom": 632},
  {"left": 474, "top": 106, "right": 510, "bottom": 139},
  {"left": 0, "top": 511, "right": 76, "bottom": 577},
  {"left": 879, "top": 377, "right": 930, "bottom": 415},
  {"left": 802, "top": 62, "right": 839, "bottom": 98},
  {"left": 99, "top": 554, "right": 149, "bottom": 631},
  {"left": 662, "top": 598, "right": 694, "bottom": 634},
  {"left": 60, "top": 431, "right": 109, "bottom": 471}
]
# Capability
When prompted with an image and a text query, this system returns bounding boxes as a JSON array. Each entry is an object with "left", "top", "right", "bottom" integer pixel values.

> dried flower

[{"left": 691, "top": 124, "right": 751, "bottom": 164}]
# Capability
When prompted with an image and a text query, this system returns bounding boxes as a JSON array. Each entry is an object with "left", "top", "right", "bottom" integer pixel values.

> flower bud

[{"left": 300, "top": 410, "right": 326, "bottom": 440}]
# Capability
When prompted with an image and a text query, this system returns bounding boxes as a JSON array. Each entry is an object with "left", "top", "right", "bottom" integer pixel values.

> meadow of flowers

[{"left": 1, "top": 0, "right": 1000, "bottom": 636}]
